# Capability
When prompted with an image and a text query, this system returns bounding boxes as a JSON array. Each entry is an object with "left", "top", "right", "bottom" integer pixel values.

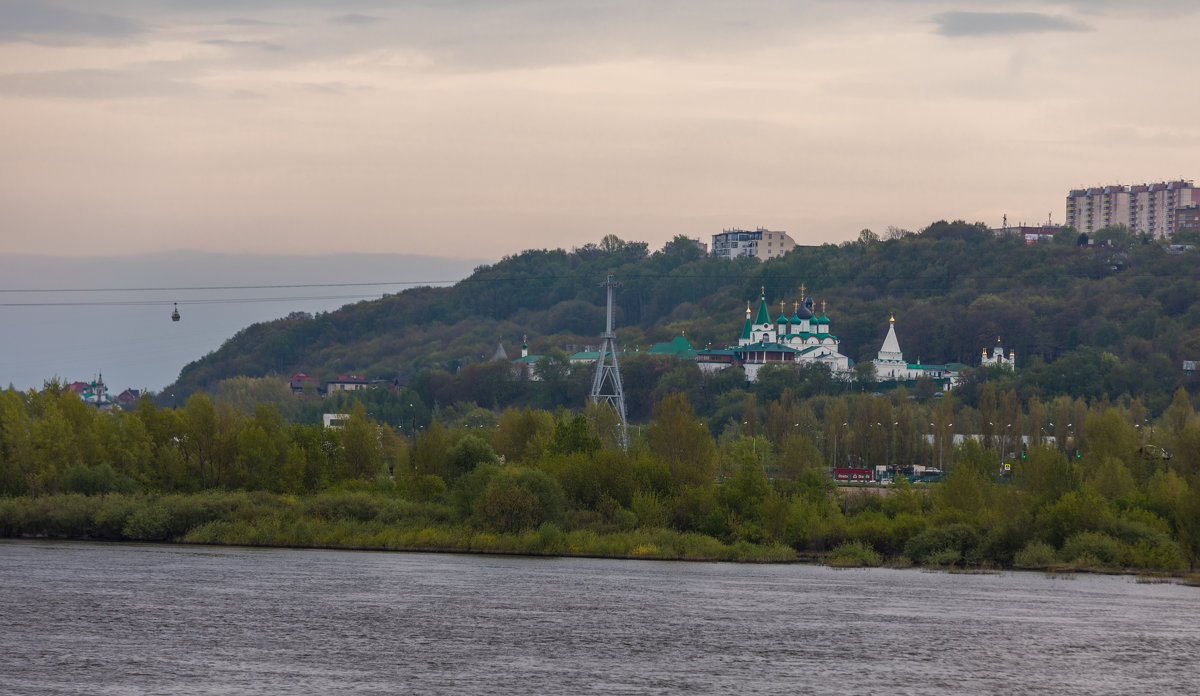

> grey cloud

[
  {"left": 0, "top": 65, "right": 201, "bottom": 100},
  {"left": 0, "top": 1, "right": 144, "bottom": 43},
  {"left": 1, "top": 2, "right": 1134, "bottom": 75},
  {"left": 51, "top": 2, "right": 804, "bottom": 74},
  {"left": 322, "top": 2, "right": 830, "bottom": 72},
  {"left": 329, "top": 13, "right": 384, "bottom": 25},
  {"left": 933, "top": 11, "right": 1090, "bottom": 37},
  {"left": 302, "top": 83, "right": 345, "bottom": 94},
  {"left": 300, "top": 82, "right": 367, "bottom": 95},
  {"left": 222, "top": 18, "right": 278, "bottom": 26},
  {"left": 201, "top": 38, "right": 285, "bottom": 51}
]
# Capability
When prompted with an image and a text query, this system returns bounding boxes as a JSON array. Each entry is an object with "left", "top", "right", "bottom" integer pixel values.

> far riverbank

[{"left": 3, "top": 491, "right": 1198, "bottom": 582}]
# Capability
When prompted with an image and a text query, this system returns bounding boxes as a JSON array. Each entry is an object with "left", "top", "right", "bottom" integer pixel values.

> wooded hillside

[{"left": 166, "top": 221, "right": 1200, "bottom": 414}]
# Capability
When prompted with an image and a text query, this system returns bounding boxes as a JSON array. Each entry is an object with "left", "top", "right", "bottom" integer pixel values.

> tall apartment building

[
  {"left": 711, "top": 227, "right": 797, "bottom": 260},
  {"left": 1176, "top": 205, "right": 1200, "bottom": 233},
  {"left": 1065, "top": 180, "right": 1197, "bottom": 238}
]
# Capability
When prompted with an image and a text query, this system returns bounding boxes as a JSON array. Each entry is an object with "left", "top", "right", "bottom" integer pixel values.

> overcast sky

[{"left": 2, "top": 0, "right": 1199, "bottom": 258}]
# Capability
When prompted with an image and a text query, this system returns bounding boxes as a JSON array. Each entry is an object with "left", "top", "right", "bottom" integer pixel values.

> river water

[{"left": 1, "top": 540, "right": 1197, "bottom": 695}]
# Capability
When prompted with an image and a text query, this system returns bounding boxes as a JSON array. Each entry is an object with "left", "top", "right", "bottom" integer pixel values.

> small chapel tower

[
  {"left": 740, "top": 289, "right": 778, "bottom": 345},
  {"left": 981, "top": 337, "right": 1015, "bottom": 369},
  {"left": 873, "top": 315, "right": 912, "bottom": 380}
]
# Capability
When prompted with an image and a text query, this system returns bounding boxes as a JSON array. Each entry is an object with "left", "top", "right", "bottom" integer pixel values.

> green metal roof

[
  {"left": 648, "top": 335, "right": 697, "bottom": 358},
  {"left": 754, "top": 296, "right": 772, "bottom": 325},
  {"left": 736, "top": 341, "right": 798, "bottom": 354}
]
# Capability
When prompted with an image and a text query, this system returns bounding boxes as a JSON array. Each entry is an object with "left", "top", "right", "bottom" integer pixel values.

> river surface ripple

[{"left": 1, "top": 540, "right": 1197, "bottom": 695}]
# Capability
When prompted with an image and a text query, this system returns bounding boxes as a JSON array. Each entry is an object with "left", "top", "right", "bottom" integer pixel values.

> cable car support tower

[{"left": 590, "top": 273, "right": 628, "bottom": 450}]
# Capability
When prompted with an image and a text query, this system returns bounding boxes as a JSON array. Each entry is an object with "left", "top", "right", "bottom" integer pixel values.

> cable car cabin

[
  {"left": 171, "top": 303, "right": 180, "bottom": 322},
  {"left": 832, "top": 467, "right": 874, "bottom": 483}
]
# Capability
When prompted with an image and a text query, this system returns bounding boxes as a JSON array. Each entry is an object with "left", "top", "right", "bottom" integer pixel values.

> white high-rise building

[
  {"left": 1065, "top": 180, "right": 1197, "bottom": 238},
  {"left": 710, "top": 228, "right": 797, "bottom": 260}
]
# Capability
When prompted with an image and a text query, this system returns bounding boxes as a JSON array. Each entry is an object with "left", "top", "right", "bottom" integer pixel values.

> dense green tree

[
  {"left": 936, "top": 465, "right": 989, "bottom": 517},
  {"left": 410, "top": 421, "right": 450, "bottom": 478},
  {"left": 446, "top": 434, "right": 499, "bottom": 479},
  {"left": 1090, "top": 457, "right": 1135, "bottom": 500},
  {"left": 533, "top": 349, "right": 574, "bottom": 407},
  {"left": 492, "top": 408, "right": 554, "bottom": 463},
  {"left": 236, "top": 424, "right": 276, "bottom": 490},
  {"left": 215, "top": 376, "right": 299, "bottom": 419},
  {"left": 1014, "top": 445, "right": 1080, "bottom": 508},
  {"left": 1036, "top": 489, "right": 1113, "bottom": 547},
  {"left": 27, "top": 393, "right": 76, "bottom": 494},
  {"left": 1175, "top": 482, "right": 1200, "bottom": 569},
  {"left": 181, "top": 393, "right": 219, "bottom": 488},
  {"left": 1082, "top": 409, "right": 1138, "bottom": 472},
  {"left": 548, "top": 413, "right": 601, "bottom": 456},
  {"left": 646, "top": 393, "right": 717, "bottom": 487},
  {"left": 340, "top": 401, "right": 384, "bottom": 480},
  {"left": 774, "top": 434, "right": 821, "bottom": 477},
  {"left": 723, "top": 438, "right": 772, "bottom": 518},
  {"left": 472, "top": 467, "right": 566, "bottom": 533},
  {"left": 824, "top": 397, "right": 850, "bottom": 468}
]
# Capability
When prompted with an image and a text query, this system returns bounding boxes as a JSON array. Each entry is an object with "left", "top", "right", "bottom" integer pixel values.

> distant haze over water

[{"left": 0, "top": 251, "right": 487, "bottom": 393}]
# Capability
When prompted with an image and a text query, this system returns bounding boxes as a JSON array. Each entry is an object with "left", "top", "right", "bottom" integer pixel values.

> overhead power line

[
  {"left": 0, "top": 294, "right": 385, "bottom": 308},
  {"left": 0, "top": 281, "right": 454, "bottom": 293},
  {"left": 0, "top": 265, "right": 1194, "bottom": 307},
  {"left": 0, "top": 267, "right": 1185, "bottom": 295}
]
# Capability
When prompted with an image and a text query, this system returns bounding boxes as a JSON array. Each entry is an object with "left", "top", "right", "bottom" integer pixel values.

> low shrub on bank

[
  {"left": 0, "top": 492, "right": 289, "bottom": 541},
  {"left": 1060, "top": 531, "right": 1127, "bottom": 568},
  {"left": 903, "top": 523, "right": 980, "bottom": 567},
  {"left": 0, "top": 488, "right": 1184, "bottom": 571},
  {"left": 178, "top": 515, "right": 795, "bottom": 561},
  {"left": 301, "top": 491, "right": 454, "bottom": 526},
  {"left": 827, "top": 541, "right": 883, "bottom": 567},
  {"left": 1013, "top": 541, "right": 1058, "bottom": 569}
]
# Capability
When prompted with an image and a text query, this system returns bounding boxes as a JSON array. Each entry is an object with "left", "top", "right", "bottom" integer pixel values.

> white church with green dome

[{"left": 695, "top": 289, "right": 852, "bottom": 381}]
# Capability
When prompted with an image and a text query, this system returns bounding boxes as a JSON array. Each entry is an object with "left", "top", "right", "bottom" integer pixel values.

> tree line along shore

[{"left": 2, "top": 381, "right": 1199, "bottom": 578}]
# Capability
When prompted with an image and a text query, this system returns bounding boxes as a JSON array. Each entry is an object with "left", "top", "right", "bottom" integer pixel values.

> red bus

[{"left": 832, "top": 467, "right": 874, "bottom": 483}]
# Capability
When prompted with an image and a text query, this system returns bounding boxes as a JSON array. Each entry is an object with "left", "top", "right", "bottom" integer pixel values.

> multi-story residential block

[
  {"left": 1176, "top": 205, "right": 1200, "bottom": 234},
  {"left": 710, "top": 227, "right": 796, "bottom": 260},
  {"left": 1066, "top": 180, "right": 1197, "bottom": 238},
  {"left": 325, "top": 375, "right": 371, "bottom": 392},
  {"left": 991, "top": 224, "right": 1061, "bottom": 244}
]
